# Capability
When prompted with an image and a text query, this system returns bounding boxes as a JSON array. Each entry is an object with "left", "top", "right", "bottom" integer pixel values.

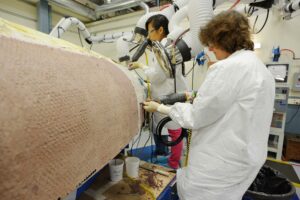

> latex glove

[
  {"left": 143, "top": 101, "right": 160, "bottom": 112},
  {"left": 186, "top": 91, "right": 197, "bottom": 102},
  {"left": 128, "top": 62, "right": 146, "bottom": 70}
]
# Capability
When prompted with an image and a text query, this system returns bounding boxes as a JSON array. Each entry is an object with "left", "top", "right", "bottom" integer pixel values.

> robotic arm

[
  {"left": 50, "top": 1, "right": 151, "bottom": 44},
  {"left": 284, "top": 0, "right": 300, "bottom": 13},
  {"left": 282, "top": 0, "right": 300, "bottom": 19},
  {"left": 50, "top": 16, "right": 132, "bottom": 44}
]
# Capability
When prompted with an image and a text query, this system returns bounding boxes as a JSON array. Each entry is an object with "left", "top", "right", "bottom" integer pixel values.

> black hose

[
  {"left": 131, "top": 39, "right": 150, "bottom": 62},
  {"left": 156, "top": 117, "right": 187, "bottom": 146},
  {"left": 158, "top": 93, "right": 187, "bottom": 105}
]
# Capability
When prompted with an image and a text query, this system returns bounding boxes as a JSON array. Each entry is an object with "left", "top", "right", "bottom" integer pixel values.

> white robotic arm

[
  {"left": 284, "top": 0, "right": 300, "bottom": 12},
  {"left": 50, "top": 2, "right": 149, "bottom": 44},
  {"left": 167, "top": 0, "right": 273, "bottom": 61},
  {"left": 50, "top": 17, "right": 132, "bottom": 44},
  {"left": 50, "top": 17, "right": 91, "bottom": 41},
  {"left": 282, "top": 0, "right": 300, "bottom": 19}
]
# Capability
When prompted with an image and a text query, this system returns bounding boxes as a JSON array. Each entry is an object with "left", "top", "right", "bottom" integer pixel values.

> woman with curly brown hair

[{"left": 144, "top": 10, "right": 275, "bottom": 199}]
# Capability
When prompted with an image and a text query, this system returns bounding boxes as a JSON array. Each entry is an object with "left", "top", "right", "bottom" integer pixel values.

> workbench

[{"left": 77, "top": 161, "right": 177, "bottom": 200}]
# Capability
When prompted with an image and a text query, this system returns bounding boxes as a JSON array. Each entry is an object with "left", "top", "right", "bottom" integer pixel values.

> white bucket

[
  {"left": 125, "top": 157, "right": 140, "bottom": 178},
  {"left": 109, "top": 159, "right": 124, "bottom": 182}
]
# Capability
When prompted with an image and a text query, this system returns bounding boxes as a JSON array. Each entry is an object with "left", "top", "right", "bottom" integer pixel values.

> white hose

[
  {"left": 90, "top": 31, "right": 132, "bottom": 43},
  {"left": 174, "top": 0, "right": 191, "bottom": 8},
  {"left": 160, "top": 5, "right": 176, "bottom": 19},
  {"left": 50, "top": 17, "right": 132, "bottom": 43},
  {"left": 284, "top": 0, "right": 300, "bottom": 12},
  {"left": 187, "top": 0, "right": 214, "bottom": 56},
  {"left": 116, "top": 34, "right": 133, "bottom": 59},
  {"left": 168, "top": 6, "right": 188, "bottom": 41},
  {"left": 185, "top": 0, "right": 269, "bottom": 56},
  {"left": 139, "top": 1, "right": 149, "bottom": 14},
  {"left": 135, "top": 12, "right": 158, "bottom": 31},
  {"left": 50, "top": 17, "right": 91, "bottom": 40},
  {"left": 135, "top": 0, "right": 190, "bottom": 32}
]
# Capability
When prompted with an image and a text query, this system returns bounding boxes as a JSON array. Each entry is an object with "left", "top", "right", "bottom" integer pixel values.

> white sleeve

[
  {"left": 169, "top": 63, "right": 239, "bottom": 129},
  {"left": 157, "top": 104, "right": 171, "bottom": 115}
]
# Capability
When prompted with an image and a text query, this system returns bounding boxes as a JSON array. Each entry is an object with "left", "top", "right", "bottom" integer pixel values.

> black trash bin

[{"left": 243, "top": 165, "right": 296, "bottom": 200}]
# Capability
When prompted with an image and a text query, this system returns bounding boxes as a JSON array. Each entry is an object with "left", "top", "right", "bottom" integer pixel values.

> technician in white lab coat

[
  {"left": 130, "top": 14, "right": 189, "bottom": 169},
  {"left": 143, "top": 10, "right": 275, "bottom": 200}
]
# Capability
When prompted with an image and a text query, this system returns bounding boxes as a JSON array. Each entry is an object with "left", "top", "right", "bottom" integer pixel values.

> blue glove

[{"left": 196, "top": 50, "right": 206, "bottom": 65}]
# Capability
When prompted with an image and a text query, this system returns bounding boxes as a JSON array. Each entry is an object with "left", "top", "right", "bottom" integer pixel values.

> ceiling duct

[
  {"left": 48, "top": 0, "right": 152, "bottom": 21},
  {"left": 73, "top": 0, "right": 105, "bottom": 9},
  {"left": 94, "top": 0, "right": 152, "bottom": 17},
  {"left": 49, "top": 0, "right": 97, "bottom": 20}
]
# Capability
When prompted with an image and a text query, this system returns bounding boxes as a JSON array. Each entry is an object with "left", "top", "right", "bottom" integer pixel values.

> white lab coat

[
  {"left": 169, "top": 50, "right": 275, "bottom": 200},
  {"left": 144, "top": 50, "right": 189, "bottom": 131}
]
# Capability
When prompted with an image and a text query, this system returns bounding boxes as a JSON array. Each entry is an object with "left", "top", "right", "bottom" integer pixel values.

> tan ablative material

[{"left": 0, "top": 18, "right": 144, "bottom": 199}]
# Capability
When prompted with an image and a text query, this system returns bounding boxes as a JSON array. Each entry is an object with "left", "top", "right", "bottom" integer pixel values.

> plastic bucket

[
  {"left": 125, "top": 157, "right": 140, "bottom": 178},
  {"left": 109, "top": 159, "right": 124, "bottom": 182}
]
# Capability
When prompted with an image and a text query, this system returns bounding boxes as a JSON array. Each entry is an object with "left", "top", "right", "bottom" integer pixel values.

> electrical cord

[
  {"left": 135, "top": 132, "right": 152, "bottom": 159},
  {"left": 248, "top": 6, "right": 255, "bottom": 16},
  {"left": 184, "top": 59, "right": 197, "bottom": 77},
  {"left": 253, "top": 15, "right": 259, "bottom": 32},
  {"left": 183, "top": 59, "right": 197, "bottom": 90},
  {"left": 139, "top": 132, "right": 152, "bottom": 157},
  {"left": 281, "top": 49, "right": 300, "bottom": 60},
  {"left": 247, "top": 0, "right": 256, "bottom": 17},
  {"left": 130, "top": 123, "right": 143, "bottom": 156},
  {"left": 134, "top": 113, "right": 155, "bottom": 160},
  {"left": 159, "top": 42, "right": 176, "bottom": 91},
  {"left": 229, "top": 0, "right": 241, "bottom": 10},
  {"left": 129, "top": 44, "right": 140, "bottom": 53},
  {"left": 253, "top": 9, "right": 269, "bottom": 34},
  {"left": 135, "top": 125, "right": 143, "bottom": 151},
  {"left": 57, "top": 26, "right": 64, "bottom": 38},
  {"left": 133, "top": 69, "right": 146, "bottom": 82},
  {"left": 172, "top": 28, "right": 189, "bottom": 46},
  {"left": 192, "top": 60, "right": 195, "bottom": 91},
  {"left": 78, "top": 28, "right": 84, "bottom": 47}
]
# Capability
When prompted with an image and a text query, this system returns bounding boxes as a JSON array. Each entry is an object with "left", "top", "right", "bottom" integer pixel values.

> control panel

[
  {"left": 292, "top": 72, "right": 300, "bottom": 92},
  {"left": 274, "top": 87, "right": 289, "bottom": 113}
]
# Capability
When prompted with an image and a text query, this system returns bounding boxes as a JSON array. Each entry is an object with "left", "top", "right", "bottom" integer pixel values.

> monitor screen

[{"left": 266, "top": 64, "right": 289, "bottom": 83}]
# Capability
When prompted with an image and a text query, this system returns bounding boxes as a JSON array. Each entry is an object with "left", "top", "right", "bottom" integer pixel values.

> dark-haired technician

[{"left": 130, "top": 14, "right": 189, "bottom": 169}]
